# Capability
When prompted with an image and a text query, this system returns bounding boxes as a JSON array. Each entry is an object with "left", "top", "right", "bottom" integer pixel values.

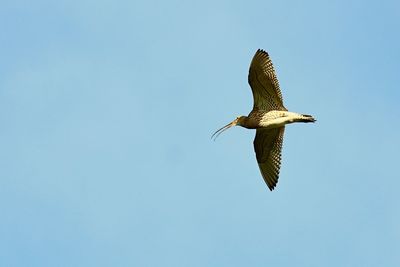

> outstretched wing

[
  {"left": 248, "top": 49, "right": 287, "bottom": 111},
  {"left": 253, "top": 127, "right": 285, "bottom": 191}
]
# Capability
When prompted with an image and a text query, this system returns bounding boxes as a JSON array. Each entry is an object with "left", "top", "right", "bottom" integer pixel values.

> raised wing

[
  {"left": 248, "top": 49, "right": 287, "bottom": 111},
  {"left": 253, "top": 127, "right": 285, "bottom": 191}
]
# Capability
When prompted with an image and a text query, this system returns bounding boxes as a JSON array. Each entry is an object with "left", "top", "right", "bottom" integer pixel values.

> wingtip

[
  {"left": 256, "top": 48, "right": 269, "bottom": 57},
  {"left": 268, "top": 186, "right": 275, "bottom": 191}
]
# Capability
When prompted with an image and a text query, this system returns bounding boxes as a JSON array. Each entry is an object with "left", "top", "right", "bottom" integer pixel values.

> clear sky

[{"left": 1, "top": 0, "right": 400, "bottom": 266}]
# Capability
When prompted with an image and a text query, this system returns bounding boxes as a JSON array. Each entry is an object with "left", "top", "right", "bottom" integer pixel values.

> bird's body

[
  {"left": 240, "top": 110, "right": 315, "bottom": 129},
  {"left": 212, "top": 49, "right": 315, "bottom": 191}
]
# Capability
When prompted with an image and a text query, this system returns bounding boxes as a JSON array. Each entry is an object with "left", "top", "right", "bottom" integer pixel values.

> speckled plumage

[{"left": 212, "top": 49, "right": 315, "bottom": 191}]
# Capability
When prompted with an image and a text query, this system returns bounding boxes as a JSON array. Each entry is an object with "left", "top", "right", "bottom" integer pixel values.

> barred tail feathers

[{"left": 295, "top": 114, "right": 316, "bottom": 123}]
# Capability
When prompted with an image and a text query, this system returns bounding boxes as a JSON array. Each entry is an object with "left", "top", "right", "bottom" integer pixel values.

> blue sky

[{"left": 1, "top": 0, "right": 400, "bottom": 266}]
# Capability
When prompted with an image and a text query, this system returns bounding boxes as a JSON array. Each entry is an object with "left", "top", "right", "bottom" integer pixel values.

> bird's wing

[
  {"left": 253, "top": 127, "right": 285, "bottom": 191},
  {"left": 248, "top": 49, "right": 287, "bottom": 111}
]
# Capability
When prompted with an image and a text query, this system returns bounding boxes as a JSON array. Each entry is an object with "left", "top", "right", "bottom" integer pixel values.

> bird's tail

[{"left": 295, "top": 114, "right": 316, "bottom": 123}]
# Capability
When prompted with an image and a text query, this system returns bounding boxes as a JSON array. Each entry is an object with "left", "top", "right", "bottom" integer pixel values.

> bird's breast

[{"left": 258, "top": 111, "right": 298, "bottom": 129}]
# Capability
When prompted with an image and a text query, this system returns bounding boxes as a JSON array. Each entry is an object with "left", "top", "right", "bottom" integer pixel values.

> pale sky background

[{"left": 1, "top": 0, "right": 400, "bottom": 266}]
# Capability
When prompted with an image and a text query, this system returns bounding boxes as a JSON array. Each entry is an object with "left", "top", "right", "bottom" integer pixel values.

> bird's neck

[{"left": 238, "top": 116, "right": 258, "bottom": 129}]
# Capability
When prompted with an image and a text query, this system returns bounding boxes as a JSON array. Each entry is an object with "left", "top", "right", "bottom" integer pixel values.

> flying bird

[{"left": 212, "top": 49, "right": 315, "bottom": 191}]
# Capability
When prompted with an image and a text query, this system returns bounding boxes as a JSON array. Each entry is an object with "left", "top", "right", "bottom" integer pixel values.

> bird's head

[
  {"left": 236, "top": 116, "right": 248, "bottom": 126},
  {"left": 211, "top": 116, "right": 246, "bottom": 140}
]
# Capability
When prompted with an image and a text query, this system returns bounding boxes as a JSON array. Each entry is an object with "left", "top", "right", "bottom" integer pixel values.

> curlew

[{"left": 212, "top": 49, "right": 315, "bottom": 191}]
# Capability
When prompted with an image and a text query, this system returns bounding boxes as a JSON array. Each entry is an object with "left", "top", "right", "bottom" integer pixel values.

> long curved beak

[{"left": 211, "top": 119, "right": 238, "bottom": 141}]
